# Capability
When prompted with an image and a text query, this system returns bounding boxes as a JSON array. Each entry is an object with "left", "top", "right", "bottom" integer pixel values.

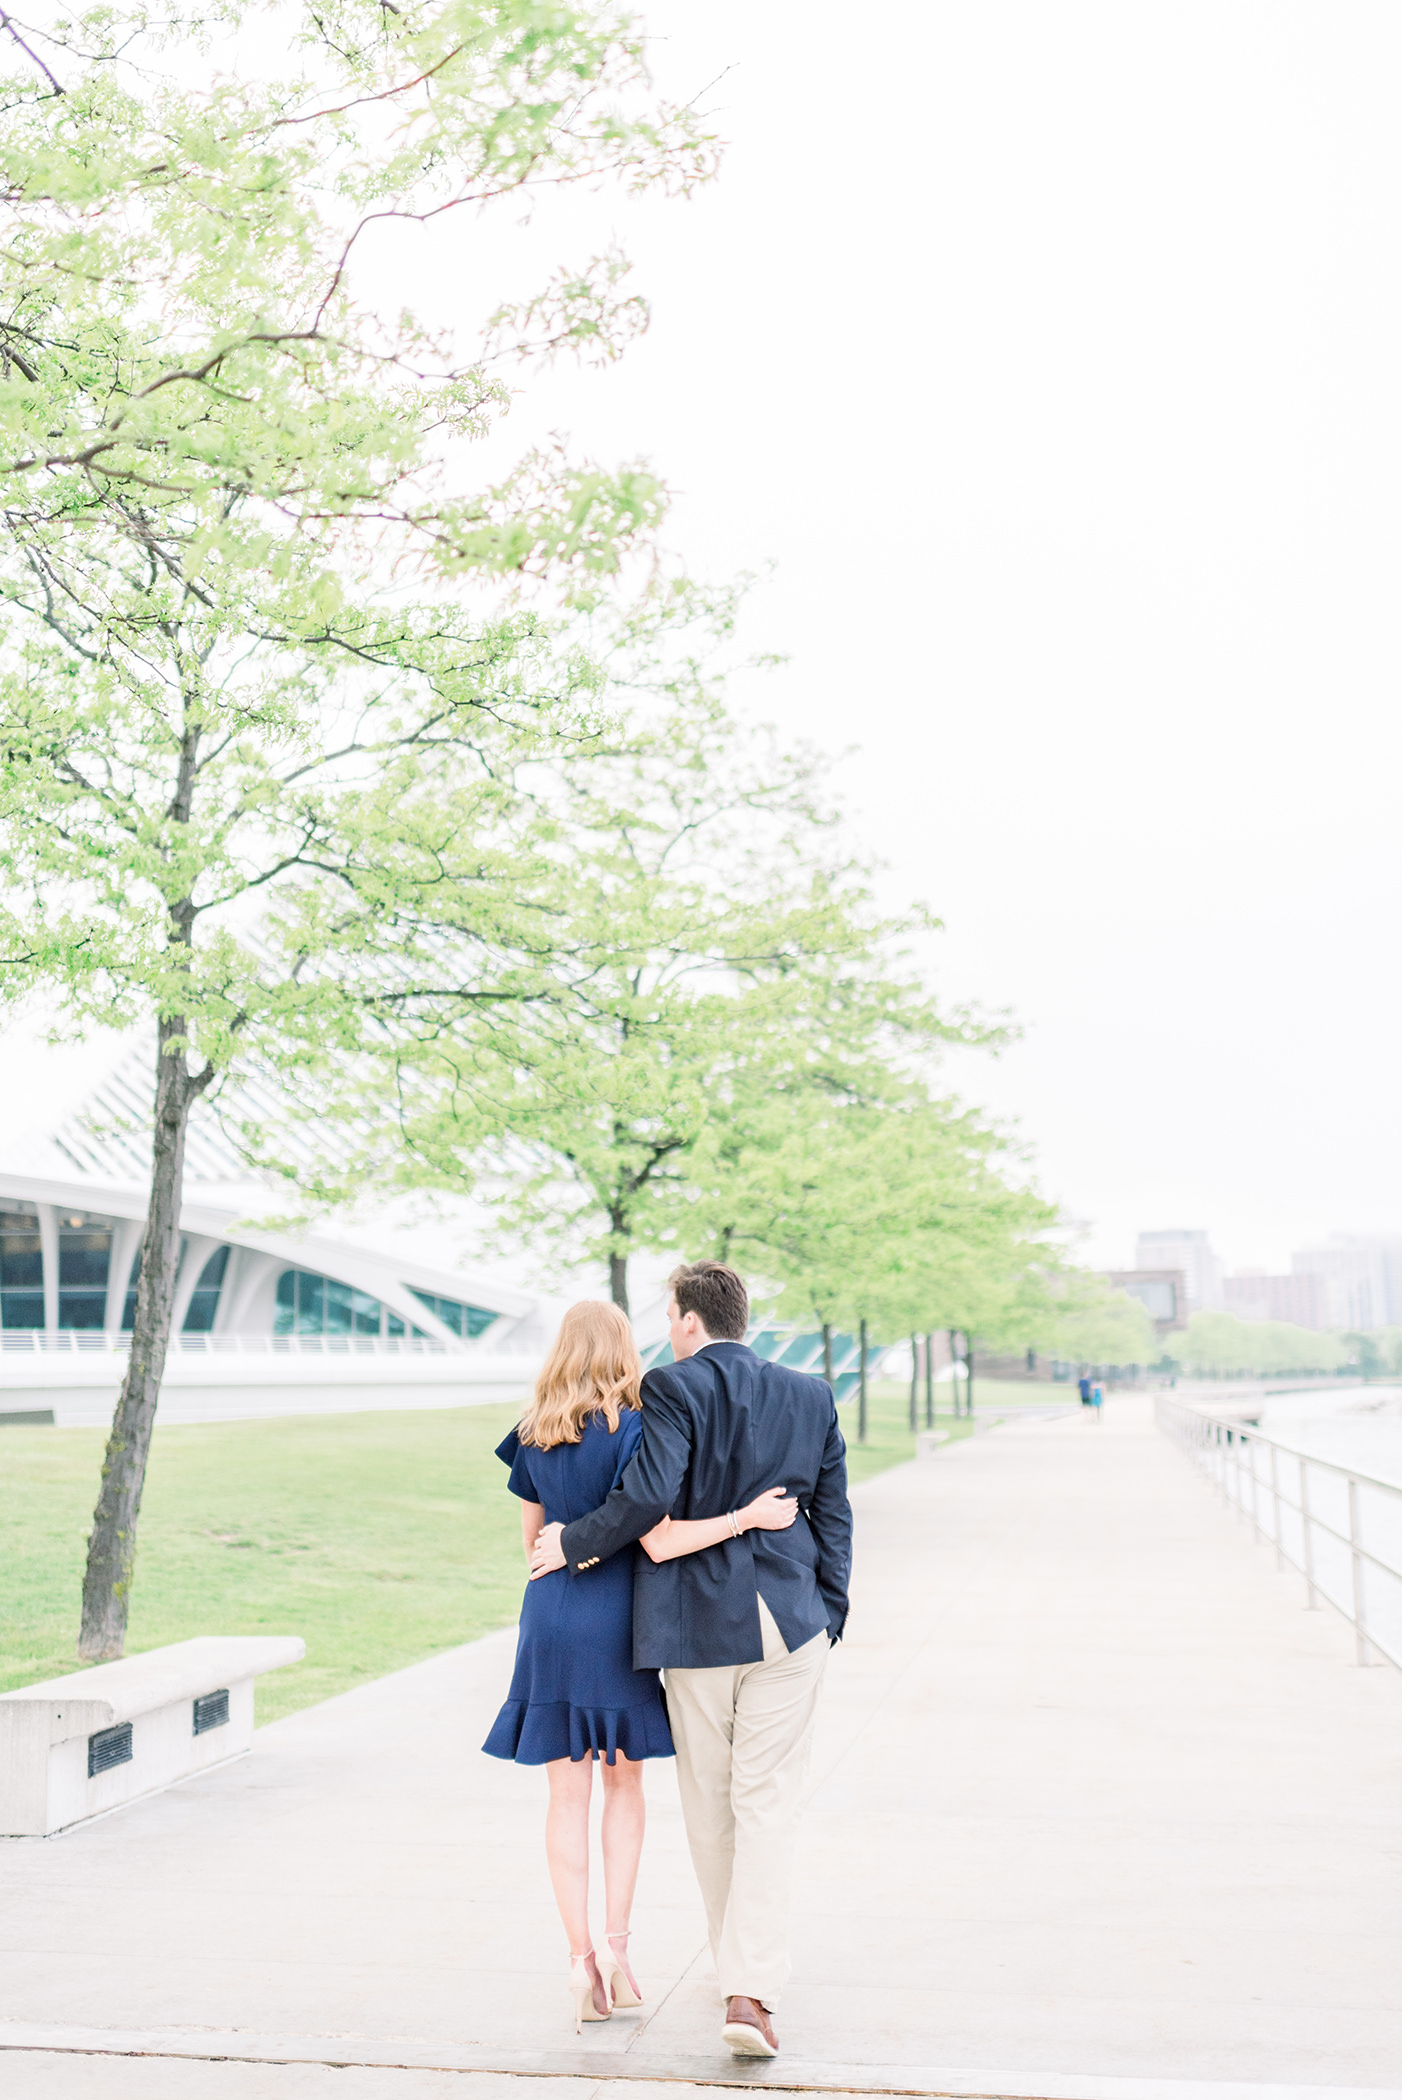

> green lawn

[
  {"left": 968, "top": 1376, "right": 1085, "bottom": 1410},
  {"left": 842, "top": 1378, "right": 973, "bottom": 1483},
  {"left": 1, "top": 1376, "right": 1048, "bottom": 1722},
  {"left": 0, "top": 1403, "right": 526, "bottom": 1723}
]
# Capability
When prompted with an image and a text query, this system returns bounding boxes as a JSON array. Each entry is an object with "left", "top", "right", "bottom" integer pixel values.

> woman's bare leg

[
  {"left": 545, "top": 1756, "right": 608, "bottom": 2013},
  {"left": 600, "top": 1751, "right": 646, "bottom": 1996}
]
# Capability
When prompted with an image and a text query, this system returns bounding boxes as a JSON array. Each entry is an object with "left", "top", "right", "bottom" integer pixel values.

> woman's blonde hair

[{"left": 517, "top": 1299, "right": 642, "bottom": 1449}]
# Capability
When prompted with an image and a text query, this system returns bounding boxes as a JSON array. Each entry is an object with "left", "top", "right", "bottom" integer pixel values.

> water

[{"left": 1257, "top": 1384, "right": 1402, "bottom": 1489}]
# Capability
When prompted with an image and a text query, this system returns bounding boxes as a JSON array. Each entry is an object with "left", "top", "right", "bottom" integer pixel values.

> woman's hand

[
  {"left": 740, "top": 1486, "right": 798, "bottom": 1532},
  {"left": 529, "top": 1521, "right": 567, "bottom": 1578},
  {"left": 520, "top": 1499, "right": 546, "bottom": 1567}
]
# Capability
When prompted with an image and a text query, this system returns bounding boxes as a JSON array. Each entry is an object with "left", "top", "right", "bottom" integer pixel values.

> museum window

[
  {"left": 122, "top": 1241, "right": 232, "bottom": 1332},
  {"left": 58, "top": 1216, "right": 111, "bottom": 1329},
  {"left": 407, "top": 1288, "right": 498, "bottom": 1339},
  {"left": 121, "top": 1250, "right": 141, "bottom": 1331},
  {"left": 183, "top": 1245, "right": 230, "bottom": 1332},
  {"left": 0, "top": 1210, "right": 43, "bottom": 1329},
  {"left": 273, "top": 1268, "right": 417, "bottom": 1339}
]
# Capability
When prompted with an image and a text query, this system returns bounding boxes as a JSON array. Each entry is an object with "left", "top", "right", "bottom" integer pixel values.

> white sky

[
  {"left": 7, "top": 2, "right": 1400, "bottom": 1278},
  {"left": 414, "top": 0, "right": 1402, "bottom": 1276}
]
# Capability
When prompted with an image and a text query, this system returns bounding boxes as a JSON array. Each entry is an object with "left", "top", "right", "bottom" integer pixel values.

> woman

[{"left": 482, "top": 1299, "right": 796, "bottom": 2033}]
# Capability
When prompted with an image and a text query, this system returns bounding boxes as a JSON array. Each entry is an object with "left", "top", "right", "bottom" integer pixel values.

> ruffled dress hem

[{"left": 482, "top": 1697, "right": 675, "bottom": 1765}]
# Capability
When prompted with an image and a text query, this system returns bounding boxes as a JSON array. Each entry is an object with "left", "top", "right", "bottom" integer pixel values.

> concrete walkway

[{"left": 3, "top": 1399, "right": 1401, "bottom": 2098}]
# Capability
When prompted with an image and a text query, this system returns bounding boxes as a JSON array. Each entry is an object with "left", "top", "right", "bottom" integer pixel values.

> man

[{"left": 529, "top": 1260, "right": 852, "bottom": 2058}]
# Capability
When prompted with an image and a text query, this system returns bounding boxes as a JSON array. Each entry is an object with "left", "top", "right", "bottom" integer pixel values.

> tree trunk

[
  {"left": 821, "top": 1320, "right": 833, "bottom": 1385},
  {"left": 948, "top": 1329, "right": 960, "bottom": 1416},
  {"left": 608, "top": 1210, "right": 630, "bottom": 1315},
  {"left": 908, "top": 1333, "right": 919, "bottom": 1432},
  {"left": 858, "top": 1317, "right": 869, "bottom": 1444},
  {"left": 965, "top": 1332, "right": 975, "bottom": 1416},
  {"left": 78, "top": 1017, "right": 197, "bottom": 1661},
  {"left": 924, "top": 1329, "right": 934, "bottom": 1428}
]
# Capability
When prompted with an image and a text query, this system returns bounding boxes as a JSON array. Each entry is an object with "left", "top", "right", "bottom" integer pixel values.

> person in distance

[
  {"left": 529, "top": 1262, "right": 853, "bottom": 2060},
  {"left": 481, "top": 1297, "right": 799, "bottom": 2035}
]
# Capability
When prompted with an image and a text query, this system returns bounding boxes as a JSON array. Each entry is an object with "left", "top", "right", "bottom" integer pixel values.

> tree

[
  {"left": 694, "top": 1085, "right": 1059, "bottom": 1434},
  {"left": 862, "top": 1130, "right": 1060, "bottom": 1401},
  {"left": 1042, "top": 1279, "right": 1155, "bottom": 1369},
  {"left": 368, "top": 632, "right": 975, "bottom": 1309},
  {"left": 0, "top": 0, "right": 713, "bottom": 1658},
  {"left": 1163, "top": 1314, "right": 1349, "bottom": 1378}
]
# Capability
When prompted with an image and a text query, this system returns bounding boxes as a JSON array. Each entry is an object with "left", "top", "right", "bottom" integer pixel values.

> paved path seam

[{"left": 4, "top": 2022, "right": 1401, "bottom": 2100}]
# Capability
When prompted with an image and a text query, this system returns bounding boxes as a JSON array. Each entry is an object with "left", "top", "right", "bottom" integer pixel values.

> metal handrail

[
  {"left": 0, "top": 1328, "right": 454, "bottom": 1359},
  {"left": 1157, "top": 1394, "right": 1402, "bottom": 1674}
]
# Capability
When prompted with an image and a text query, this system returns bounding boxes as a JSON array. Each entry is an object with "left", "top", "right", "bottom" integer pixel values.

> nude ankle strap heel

[
  {"left": 569, "top": 1951, "right": 611, "bottom": 2032},
  {"left": 594, "top": 1928, "right": 643, "bottom": 2009}
]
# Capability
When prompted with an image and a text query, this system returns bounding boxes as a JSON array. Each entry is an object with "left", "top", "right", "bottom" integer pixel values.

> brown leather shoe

[{"left": 722, "top": 1995, "right": 779, "bottom": 2057}]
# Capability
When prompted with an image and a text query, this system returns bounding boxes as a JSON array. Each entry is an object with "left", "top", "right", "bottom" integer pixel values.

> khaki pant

[{"left": 664, "top": 1598, "right": 829, "bottom": 2010}]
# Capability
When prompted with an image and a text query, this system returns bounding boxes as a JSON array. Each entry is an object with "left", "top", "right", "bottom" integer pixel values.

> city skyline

[{"left": 1119, "top": 1224, "right": 1402, "bottom": 1330}]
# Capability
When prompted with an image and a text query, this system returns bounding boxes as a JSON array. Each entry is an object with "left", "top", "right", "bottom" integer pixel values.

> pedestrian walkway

[{"left": 3, "top": 1399, "right": 1401, "bottom": 2098}]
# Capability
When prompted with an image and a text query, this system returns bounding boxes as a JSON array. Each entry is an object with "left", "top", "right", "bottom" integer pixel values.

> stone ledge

[
  {"left": 0, "top": 1635, "right": 304, "bottom": 1735},
  {"left": 0, "top": 1635, "right": 303, "bottom": 1837}
]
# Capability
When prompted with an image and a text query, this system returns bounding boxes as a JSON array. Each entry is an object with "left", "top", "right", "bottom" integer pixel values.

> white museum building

[{"left": 0, "top": 1048, "right": 593, "bottom": 1428}]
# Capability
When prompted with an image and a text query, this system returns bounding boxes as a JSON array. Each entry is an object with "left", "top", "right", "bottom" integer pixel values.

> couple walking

[{"left": 483, "top": 1260, "right": 853, "bottom": 2057}]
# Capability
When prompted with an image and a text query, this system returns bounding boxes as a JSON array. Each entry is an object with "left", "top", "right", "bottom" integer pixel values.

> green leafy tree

[
  {"left": 359, "top": 625, "right": 976, "bottom": 1308},
  {"left": 1042, "top": 1278, "right": 1155, "bottom": 1368},
  {"left": 0, "top": 0, "right": 713, "bottom": 1659},
  {"left": 864, "top": 1140, "right": 1062, "bottom": 1416},
  {"left": 687, "top": 1083, "right": 1059, "bottom": 1428},
  {"left": 1164, "top": 1313, "right": 1349, "bottom": 1377}
]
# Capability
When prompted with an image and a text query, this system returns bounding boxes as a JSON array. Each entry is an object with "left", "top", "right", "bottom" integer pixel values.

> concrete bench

[{"left": 0, "top": 1634, "right": 304, "bottom": 1837}]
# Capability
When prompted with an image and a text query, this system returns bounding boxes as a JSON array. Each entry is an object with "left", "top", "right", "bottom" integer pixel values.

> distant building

[
  {"left": 1289, "top": 1238, "right": 1402, "bottom": 1332},
  {"left": 1134, "top": 1230, "right": 1223, "bottom": 1310},
  {"left": 1104, "top": 1269, "right": 1188, "bottom": 1335},
  {"left": 1222, "top": 1271, "right": 1327, "bottom": 1328}
]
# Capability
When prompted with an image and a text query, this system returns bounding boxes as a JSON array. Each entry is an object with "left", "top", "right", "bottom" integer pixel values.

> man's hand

[{"left": 529, "top": 1521, "right": 566, "bottom": 1579}]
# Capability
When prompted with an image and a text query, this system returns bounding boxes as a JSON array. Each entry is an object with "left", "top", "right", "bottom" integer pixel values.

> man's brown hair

[{"left": 668, "top": 1260, "right": 749, "bottom": 1342}]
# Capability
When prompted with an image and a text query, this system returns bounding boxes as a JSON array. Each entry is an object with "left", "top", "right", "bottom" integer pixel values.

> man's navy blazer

[{"left": 558, "top": 1340, "right": 853, "bottom": 1670}]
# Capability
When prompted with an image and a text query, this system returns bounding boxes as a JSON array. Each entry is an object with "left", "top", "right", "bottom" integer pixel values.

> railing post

[
  {"left": 1348, "top": 1477, "right": 1373, "bottom": 1666},
  {"left": 1248, "top": 1433, "right": 1261, "bottom": 1543},
  {"left": 1270, "top": 1442, "right": 1283, "bottom": 1571},
  {"left": 1300, "top": 1460, "right": 1319, "bottom": 1609}
]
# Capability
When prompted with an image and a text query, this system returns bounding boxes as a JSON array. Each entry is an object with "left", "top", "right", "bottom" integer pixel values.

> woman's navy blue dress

[{"left": 482, "top": 1413, "right": 675, "bottom": 1766}]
